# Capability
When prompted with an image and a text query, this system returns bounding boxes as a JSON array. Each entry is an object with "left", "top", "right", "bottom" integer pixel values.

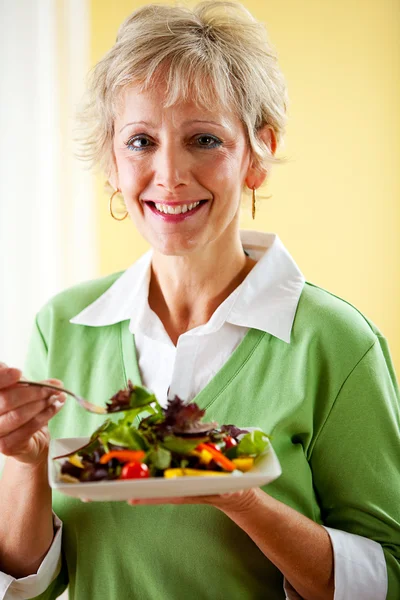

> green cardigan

[{"left": 24, "top": 272, "right": 400, "bottom": 600}]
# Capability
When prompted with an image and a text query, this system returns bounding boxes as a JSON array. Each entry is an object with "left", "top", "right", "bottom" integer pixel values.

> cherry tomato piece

[
  {"left": 223, "top": 436, "right": 237, "bottom": 450},
  {"left": 120, "top": 461, "right": 150, "bottom": 479}
]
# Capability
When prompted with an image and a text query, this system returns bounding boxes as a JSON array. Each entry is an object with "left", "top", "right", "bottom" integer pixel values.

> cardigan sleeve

[{"left": 309, "top": 337, "right": 400, "bottom": 599}]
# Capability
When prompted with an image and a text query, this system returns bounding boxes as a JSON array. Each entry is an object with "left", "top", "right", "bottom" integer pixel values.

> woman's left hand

[{"left": 126, "top": 487, "right": 259, "bottom": 515}]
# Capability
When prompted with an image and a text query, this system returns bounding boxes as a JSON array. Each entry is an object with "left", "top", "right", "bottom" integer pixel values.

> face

[{"left": 112, "top": 83, "right": 257, "bottom": 256}]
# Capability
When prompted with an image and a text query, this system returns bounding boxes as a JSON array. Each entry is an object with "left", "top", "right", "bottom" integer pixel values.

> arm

[
  {"left": 308, "top": 337, "right": 400, "bottom": 598},
  {"left": 224, "top": 335, "right": 399, "bottom": 600},
  {"left": 220, "top": 488, "right": 334, "bottom": 600},
  {"left": 0, "top": 513, "right": 64, "bottom": 600},
  {"left": 0, "top": 315, "right": 60, "bottom": 577},
  {"left": 0, "top": 457, "right": 53, "bottom": 578}
]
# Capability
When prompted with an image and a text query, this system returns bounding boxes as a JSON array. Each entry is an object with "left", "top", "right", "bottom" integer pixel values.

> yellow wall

[{"left": 90, "top": 0, "right": 400, "bottom": 375}]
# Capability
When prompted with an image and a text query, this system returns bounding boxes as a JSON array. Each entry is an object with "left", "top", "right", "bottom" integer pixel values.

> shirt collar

[
  {"left": 70, "top": 231, "right": 305, "bottom": 344},
  {"left": 69, "top": 250, "right": 152, "bottom": 328},
  {"left": 226, "top": 231, "right": 305, "bottom": 343}
]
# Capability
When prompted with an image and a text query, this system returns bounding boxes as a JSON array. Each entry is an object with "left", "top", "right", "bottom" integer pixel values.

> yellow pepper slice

[
  {"left": 68, "top": 454, "right": 84, "bottom": 469},
  {"left": 198, "top": 449, "right": 213, "bottom": 464},
  {"left": 164, "top": 468, "right": 230, "bottom": 478},
  {"left": 188, "top": 449, "right": 215, "bottom": 464},
  {"left": 232, "top": 457, "right": 254, "bottom": 472}
]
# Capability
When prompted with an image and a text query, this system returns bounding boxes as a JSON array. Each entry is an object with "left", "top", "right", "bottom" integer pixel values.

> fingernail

[
  {"left": 51, "top": 392, "right": 66, "bottom": 401},
  {"left": 53, "top": 399, "right": 65, "bottom": 410}
]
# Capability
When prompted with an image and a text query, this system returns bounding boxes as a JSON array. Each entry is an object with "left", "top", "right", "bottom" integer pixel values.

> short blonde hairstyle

[{"left": 77, "top": 1, "right": 288, "bottom": 180}]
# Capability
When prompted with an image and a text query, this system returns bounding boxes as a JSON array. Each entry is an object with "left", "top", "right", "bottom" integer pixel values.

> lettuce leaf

[
  {"left": 146, "top": 447, "right": 171, "bottom": 470},
  {"left": 237, "top": 430, "right": 270, "bottom": 456},
  {"left": 162, "top": 435, "right": 208, "bottom": 454},
  {"left": 106, "top": 426, "right": 148, "bottom": 450},
  {"left": 106, "top": 380, "right": 161, "bottom": 413}
]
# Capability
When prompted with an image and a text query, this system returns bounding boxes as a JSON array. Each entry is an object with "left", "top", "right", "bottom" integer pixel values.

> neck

[{"left": 149, "top": 231, "right": 255, "bottom": 345}]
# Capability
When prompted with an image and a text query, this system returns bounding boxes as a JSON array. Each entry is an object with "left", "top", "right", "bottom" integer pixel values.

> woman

[{"left": 0, "top": 2, "right": 399, "bottom": 599}]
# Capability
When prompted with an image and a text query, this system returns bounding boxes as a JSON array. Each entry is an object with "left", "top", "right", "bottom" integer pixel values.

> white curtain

[
  {"left": 0, "top": 7, "right": 95, "bottom": 582},
  {"left": 0, "top": 0, "right": 96, "bottom": 370}
]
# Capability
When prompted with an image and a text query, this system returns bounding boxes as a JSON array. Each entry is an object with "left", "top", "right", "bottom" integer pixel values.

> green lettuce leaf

[
  {"left": 106, "top": 425, "right": 148, "bottom": 450},
  {"left": 237, "top": 430, "right": 270, "bottom": 456},
  {"left": 89, "top": 419, "right": 116, "bottom": 442},
  {"left": 162, "top": 435, "right": 208, "bottom": 454},
  {"left": 128, "top": 387, "right": 158, "bottom": 409},
  {"left": 146, "top": 447, "right": 171, "bottom": 470}
]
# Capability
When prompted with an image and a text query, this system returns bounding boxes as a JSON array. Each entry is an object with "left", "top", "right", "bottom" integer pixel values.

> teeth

[{"left": 154, "top": 201, "right": 201, "bottom": 215}]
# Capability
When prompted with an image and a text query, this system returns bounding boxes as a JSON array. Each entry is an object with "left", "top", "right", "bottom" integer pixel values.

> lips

[
  {"left": 153, "top": 201, "right": 204, "bottom": 215},
  {"left": 144, "top": 199, "right": 208, "bottom": 221}
]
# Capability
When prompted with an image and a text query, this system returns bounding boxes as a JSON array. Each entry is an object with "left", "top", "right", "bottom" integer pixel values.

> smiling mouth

[{"left": 146, "top": 200, "right": 208, "bottom": 215}]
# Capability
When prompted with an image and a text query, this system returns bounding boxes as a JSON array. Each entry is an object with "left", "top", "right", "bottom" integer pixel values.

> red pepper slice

[
  {"left": 195, "top": 443, "right": 236, "bottom": 472},
  {"left": 99, "top": 450, "right": 146, "bottom": 464}
]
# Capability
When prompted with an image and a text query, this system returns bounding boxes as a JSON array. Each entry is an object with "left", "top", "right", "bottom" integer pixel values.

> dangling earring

[
  {"left": 252, "top": 187, "right": 256, "bottom": 220},
  {"left": 109, "top": 189, "right": 128, "bottom": 221}
]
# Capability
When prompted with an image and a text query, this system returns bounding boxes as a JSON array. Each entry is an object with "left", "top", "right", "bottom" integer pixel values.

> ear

[
  {"left": 108, "top": 151, "right": 120, "bottom": 191},
  {"left": 245, "top": 125, "right": 277, "bottom": 190}
]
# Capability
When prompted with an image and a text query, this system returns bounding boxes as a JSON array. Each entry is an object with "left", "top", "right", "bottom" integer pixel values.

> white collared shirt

[
  {"left": 70, "top": 231, "right": 304, "bottom": 405},
  {"left": 1, "top": 231, "right": 386, "bottom": 600}
]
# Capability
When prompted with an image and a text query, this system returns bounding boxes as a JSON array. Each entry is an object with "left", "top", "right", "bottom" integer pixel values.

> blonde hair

[{"left": 77, "top": 1, "right": 288, "bottom": 180}]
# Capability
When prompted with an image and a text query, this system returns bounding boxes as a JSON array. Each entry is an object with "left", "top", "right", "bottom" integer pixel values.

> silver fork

[{"left": 17, "top": 379, "right": 108, "bottom": 415}]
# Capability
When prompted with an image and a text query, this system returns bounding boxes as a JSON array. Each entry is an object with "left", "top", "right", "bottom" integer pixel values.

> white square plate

[{"left": 49, "top": 436, "right": 282, "bottom": 502}]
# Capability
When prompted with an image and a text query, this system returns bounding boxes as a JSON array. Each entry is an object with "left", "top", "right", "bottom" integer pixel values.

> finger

[
  {"left": 0, "top": 393, "right": 66, "bottom": 437},
  {"left": 127, "top": 493, "right": 230, "bottom": 507},
  {"left": 0, "top": 378, "right": 65, "bottom": 415},
  {"left": 0, "top": 399, "right": 65, "bottom": 456},
  {"left": 127, "top": 496, "right": 215, "bottom": 506},
  {"left": 0, "top": 366, "right": 23, "bottom": 390},
  {"left": 127, "top": 498, "right": 185, "bottom": 506}
]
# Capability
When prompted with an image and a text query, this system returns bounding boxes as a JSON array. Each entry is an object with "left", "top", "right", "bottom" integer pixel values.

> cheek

[
  {"left": 196, "top": 153, "right": 246, "bottom": 191},
  {"left": 116, "top": 156, "right": 148, "bottom": 194}
]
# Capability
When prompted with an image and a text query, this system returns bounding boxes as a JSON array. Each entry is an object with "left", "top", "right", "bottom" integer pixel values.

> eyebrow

[{"left": 119, "top": 119, "right": 226, "bottom": 133}]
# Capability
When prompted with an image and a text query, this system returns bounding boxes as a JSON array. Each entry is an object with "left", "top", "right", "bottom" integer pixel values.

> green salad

[{"left": 55, "top": 381, "right": 270, "bottom": 482}]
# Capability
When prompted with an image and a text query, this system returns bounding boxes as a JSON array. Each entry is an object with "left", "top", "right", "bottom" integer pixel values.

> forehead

[{"left": 114, "top": 83, "right": 241, "bottom": 131}]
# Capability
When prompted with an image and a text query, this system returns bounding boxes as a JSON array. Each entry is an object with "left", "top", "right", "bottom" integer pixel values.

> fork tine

[{"left": 78, "top": 398, "right": 107, "bottom": 414}]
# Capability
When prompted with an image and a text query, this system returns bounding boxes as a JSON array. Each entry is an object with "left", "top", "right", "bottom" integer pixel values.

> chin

[{"left": 150, "top": 234, "right": 205, "bottom": 257}]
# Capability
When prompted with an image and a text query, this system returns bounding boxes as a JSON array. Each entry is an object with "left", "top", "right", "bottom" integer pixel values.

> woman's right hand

[{"left": 0, "top": 363, "right": 66, "bottom": 466}]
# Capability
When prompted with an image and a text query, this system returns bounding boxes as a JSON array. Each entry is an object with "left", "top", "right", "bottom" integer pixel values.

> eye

[
  {"left": 125, "top": 135, "right": 153, "bottom": 151},
  {"left": 194, "top": 134, "right": 223, "bottom": 148}
]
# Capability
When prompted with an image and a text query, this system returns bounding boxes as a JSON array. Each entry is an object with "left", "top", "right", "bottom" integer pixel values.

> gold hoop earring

[
  {"left": 252, "top": 187, "right": 256, "bottom": 220},
  {"left": 109, "top": 189, "right": 128, "bottom": 221}
]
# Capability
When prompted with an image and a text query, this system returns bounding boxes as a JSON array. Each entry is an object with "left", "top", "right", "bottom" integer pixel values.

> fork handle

[{"left": 17, "top": 379, "right": 72, "bottom": 397}]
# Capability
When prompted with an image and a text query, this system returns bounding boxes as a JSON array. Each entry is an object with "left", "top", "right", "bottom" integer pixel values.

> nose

[{"left": 153, "top": 143, "right": 190, "bottom": 191}]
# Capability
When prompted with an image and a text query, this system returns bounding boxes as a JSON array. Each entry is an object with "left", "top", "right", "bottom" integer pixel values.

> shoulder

[
  {"left": 293, "top": 281, "right": 381, "bottom": 362},
  {"left": 36, "top": 270, "right": 124, "bottom": 327}
]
